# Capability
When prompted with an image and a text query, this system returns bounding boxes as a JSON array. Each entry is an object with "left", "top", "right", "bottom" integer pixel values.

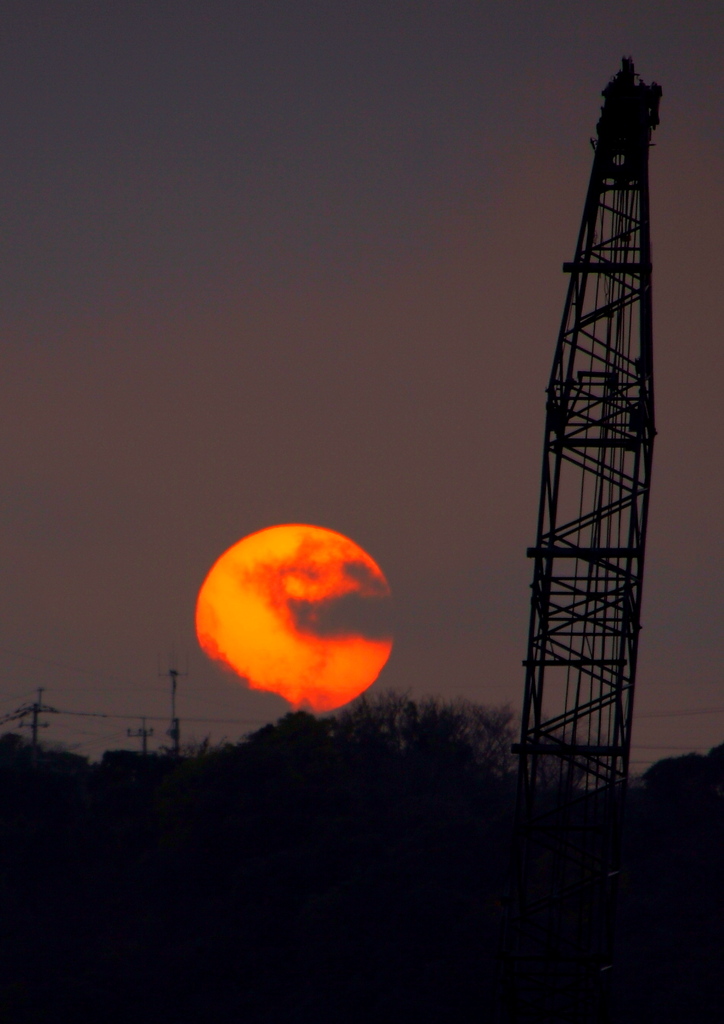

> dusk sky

[{"left": 1, "top": 2, "right": 722, "bottom": 763}]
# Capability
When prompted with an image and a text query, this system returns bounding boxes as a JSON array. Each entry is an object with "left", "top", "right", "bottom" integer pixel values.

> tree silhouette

[{"left": 0, "top": 701, "right": 721, "bottom": 1023}]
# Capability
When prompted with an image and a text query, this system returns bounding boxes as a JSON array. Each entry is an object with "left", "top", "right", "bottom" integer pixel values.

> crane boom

[{"left": 499, "top": 58, "right": 661, "bottom": 1024}]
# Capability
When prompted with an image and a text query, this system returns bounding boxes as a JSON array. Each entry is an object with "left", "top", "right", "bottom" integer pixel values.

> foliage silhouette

[{"left": 0, "top": 695, "right": 721, "bottom": 1023}]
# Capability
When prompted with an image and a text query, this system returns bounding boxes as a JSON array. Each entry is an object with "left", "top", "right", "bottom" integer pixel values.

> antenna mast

[
  {"left": 161, "top": 657, "right": 187, "bottom": 757},
  {"left": 499, "top": 59, "right": 661, "bottom": 1023}
]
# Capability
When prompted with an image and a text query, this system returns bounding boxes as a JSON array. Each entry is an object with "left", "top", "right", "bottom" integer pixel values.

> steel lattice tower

[{"left": 499, "top": 59, "right": 661, "bottom": 1024}]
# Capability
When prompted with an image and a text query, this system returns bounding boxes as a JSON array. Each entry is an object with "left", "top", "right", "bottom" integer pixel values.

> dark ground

[{"left": 0, "top": 693, "right": 721, "bottom": 1023}]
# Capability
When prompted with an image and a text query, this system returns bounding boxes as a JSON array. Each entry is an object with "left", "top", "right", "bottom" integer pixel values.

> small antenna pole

[
  {"left": 160, "top": 657, "right": 187, "bottom": 757},
  {"left": 169, "top": 668, "right": 179, "bottom": 756}
]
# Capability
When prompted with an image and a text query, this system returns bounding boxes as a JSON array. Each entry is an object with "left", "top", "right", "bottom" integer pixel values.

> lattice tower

[{"left": 499, "top": 58, "right": 662, "bottom": 1024}]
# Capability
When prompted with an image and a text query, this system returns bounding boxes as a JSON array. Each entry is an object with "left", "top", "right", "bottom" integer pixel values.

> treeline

[{"left": 0, "top": 694, "right": 721, "bottom": 1023}]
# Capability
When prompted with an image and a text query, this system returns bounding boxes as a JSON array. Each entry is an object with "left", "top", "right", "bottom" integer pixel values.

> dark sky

[{"left": 0, "top": 2, "right": 722, "bottom": 762}]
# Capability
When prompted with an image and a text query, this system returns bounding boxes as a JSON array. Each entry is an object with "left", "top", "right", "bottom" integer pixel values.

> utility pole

[
  {"left": 30, "top": 688, "right": 46, "bottom": 766},
  {"left": 127, "top": 717, "right": 154, "bottom": 756},
  {"left": 0, "top": 689, "right": 60, "bottom": 766}
]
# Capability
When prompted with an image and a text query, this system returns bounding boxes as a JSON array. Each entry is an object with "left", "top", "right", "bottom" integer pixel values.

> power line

[
  {"left": 0, "top": 644, "right": 137, "bottom": 686},
  {"left": 63, "top": 710, "right": 266, "bottom": 725},
  {"left": 634, "top": 744, "right": 711, "bottom": 751},
  {"left": 0, "top": 687, "right": 267, "bottom": 766},
  {"left": 637, "top": 706, "right": 724, "bottom": 719},
  {"left": 127, "top": 718, "right": 154, "bottom": 756},
  {"left": 14, "top": 689, "right": 56, "bottom": 766},
  {"left": 69, "top": 729, "right": 130, "bottom": 752},
  {"left": 6, "top": 698, "right": 724, "bottom": 730}
]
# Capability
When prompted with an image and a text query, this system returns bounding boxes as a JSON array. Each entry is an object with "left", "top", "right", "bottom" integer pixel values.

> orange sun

[{"left": 195, "top": 524, "right": 393, "bottom": 711}]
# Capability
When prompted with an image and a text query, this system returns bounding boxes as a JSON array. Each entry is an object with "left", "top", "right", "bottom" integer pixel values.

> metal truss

[{"left": 499, "top": 60, "right": 662, "bottom": 1024}]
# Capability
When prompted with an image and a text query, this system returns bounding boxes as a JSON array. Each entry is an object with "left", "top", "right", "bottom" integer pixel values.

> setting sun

[{"left": 195, "top": 524, "right": 393, "bottom": 711}]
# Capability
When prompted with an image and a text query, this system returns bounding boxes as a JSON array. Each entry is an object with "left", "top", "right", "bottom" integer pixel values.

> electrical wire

[
  {"left": 637, "top": 706, "right": 724, "bottom": 719},
  {"left": 0, "top": 644, "right": 138, "bottom": 685}
]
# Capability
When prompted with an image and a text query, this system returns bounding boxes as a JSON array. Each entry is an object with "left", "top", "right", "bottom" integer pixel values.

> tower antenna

[
  {"left": 498, "top": 58, "right": 661, "bottom": 1023},
  {"left": 160, "top": 653, "right": 187, "bottom": 757}
]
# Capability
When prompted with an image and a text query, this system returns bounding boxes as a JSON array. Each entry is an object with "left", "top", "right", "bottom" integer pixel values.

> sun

[{"left": 195, "top": 524, "right": 393, "bottom": 711}]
